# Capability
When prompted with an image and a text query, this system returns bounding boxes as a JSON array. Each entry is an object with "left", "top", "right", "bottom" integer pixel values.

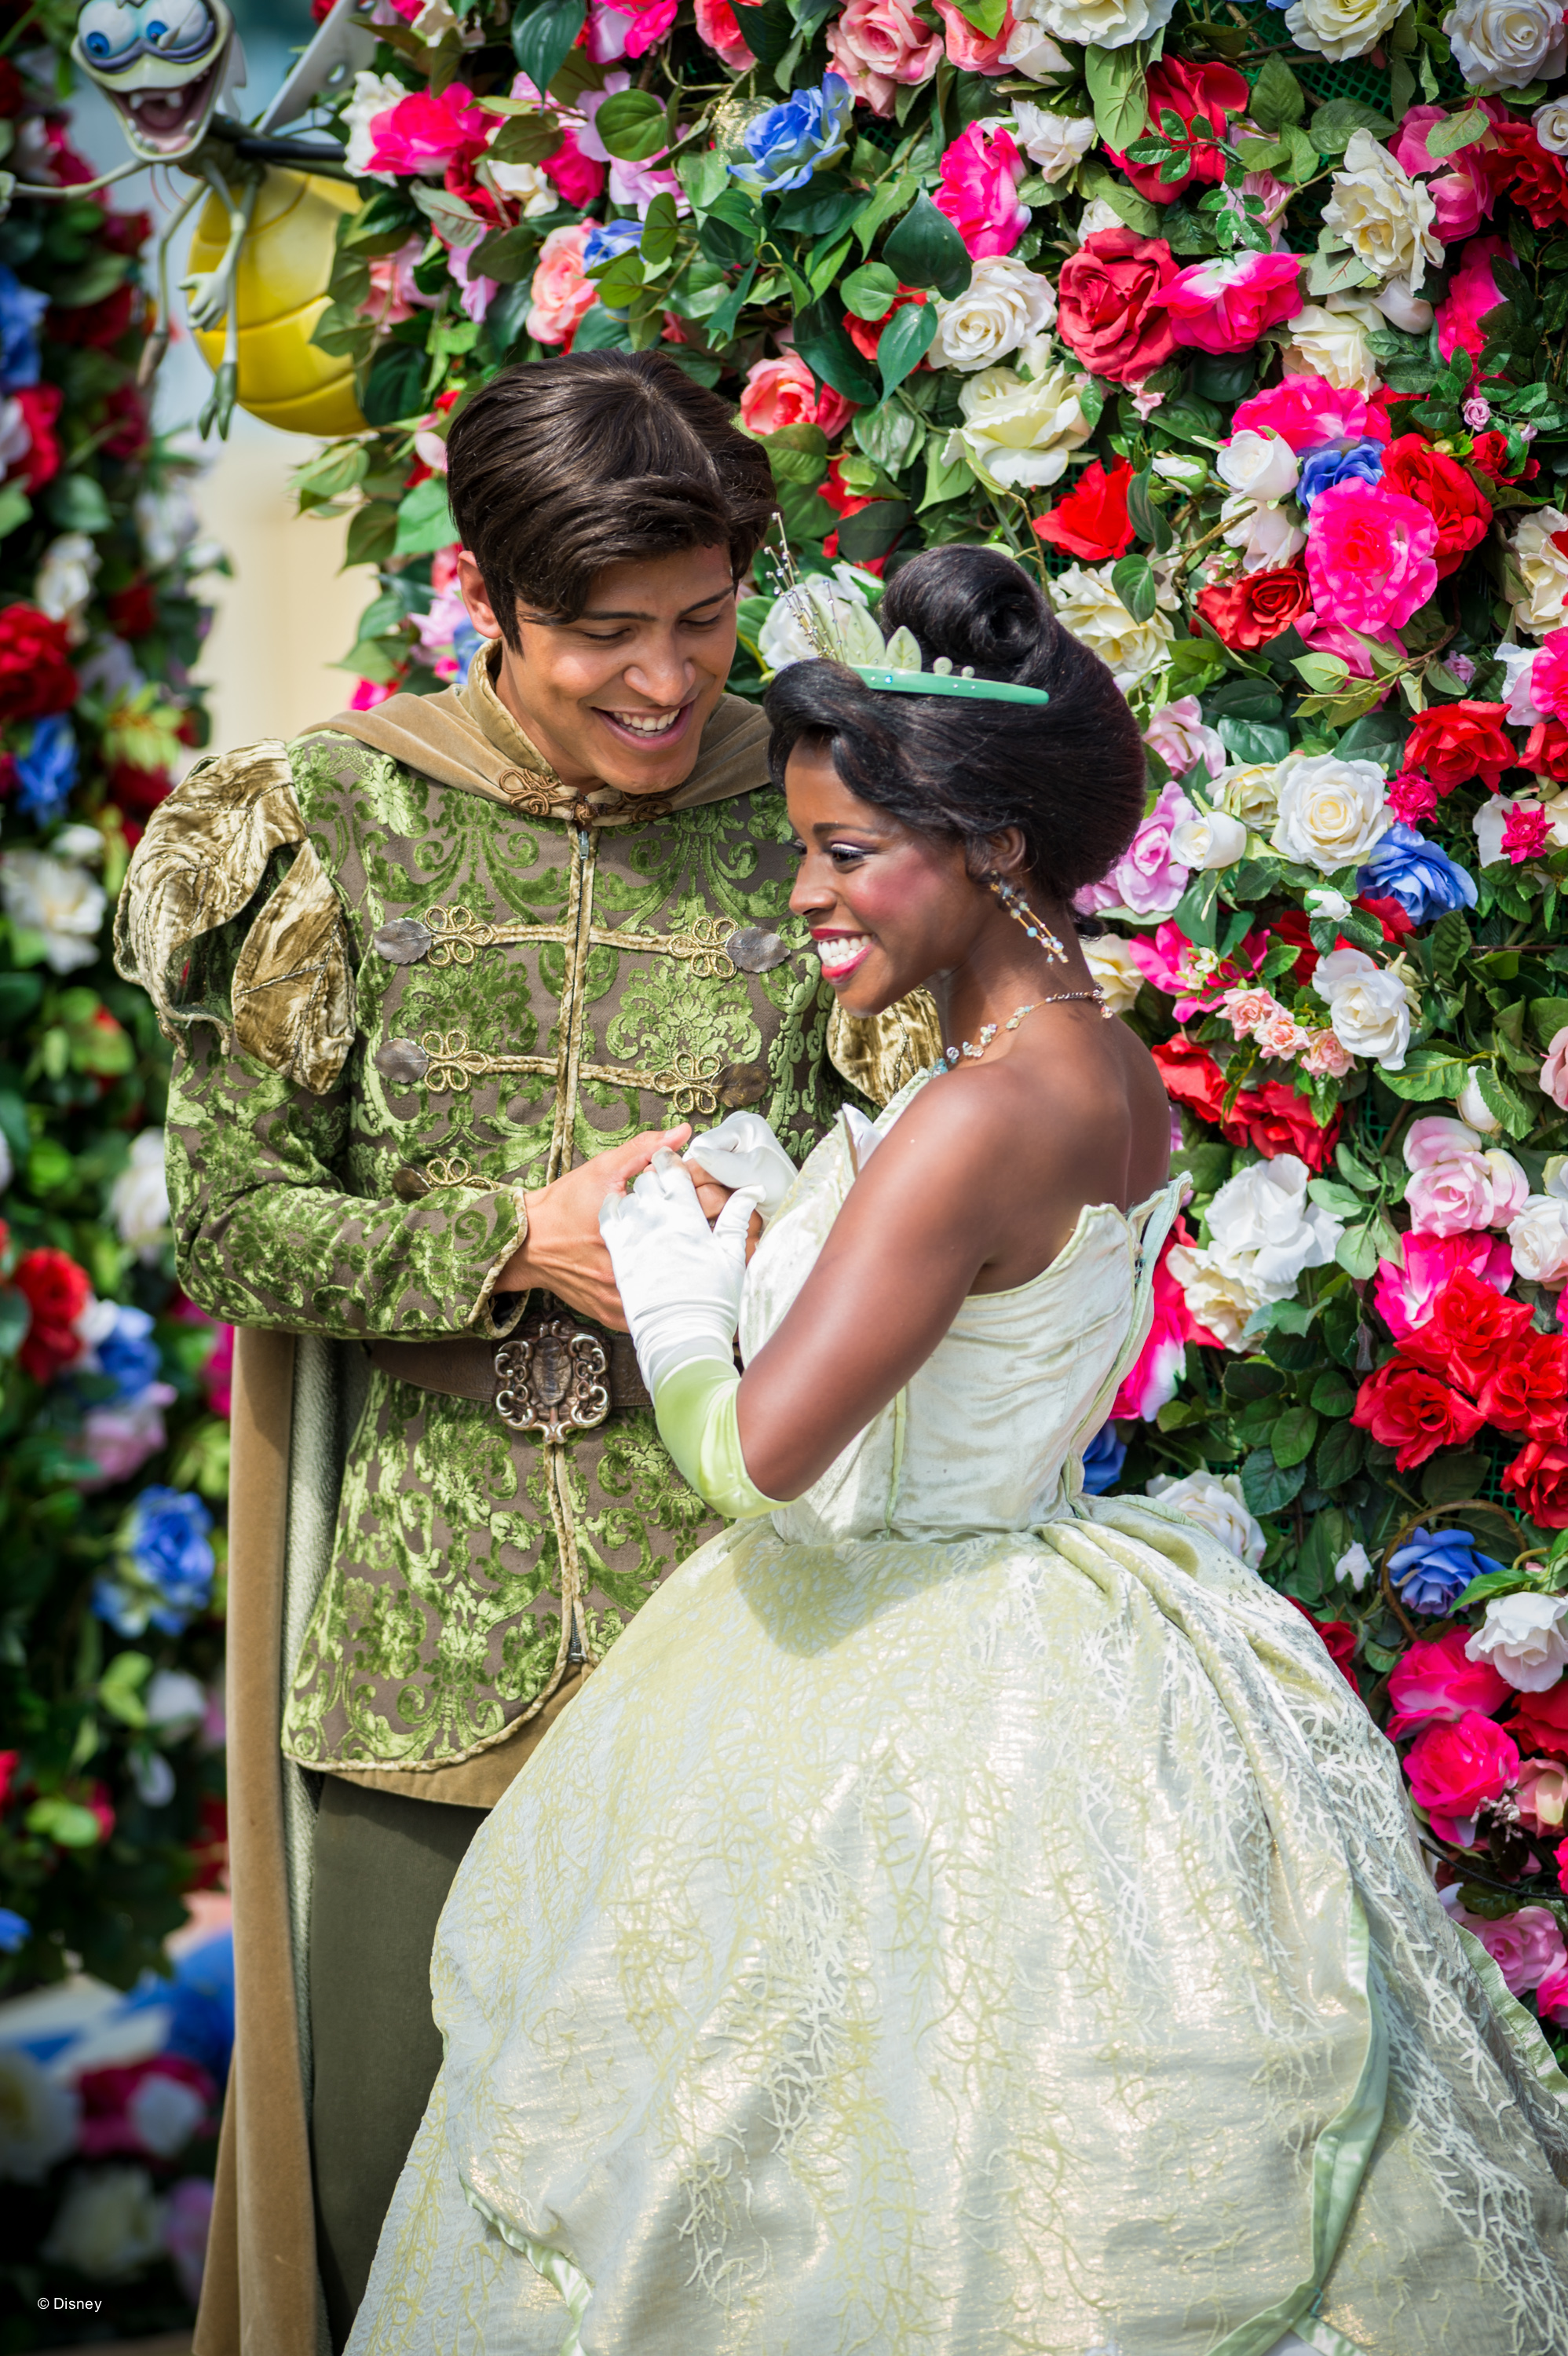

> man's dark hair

[
  {"left": 764, "top": 546, "right": 1146, "bottom": 908},
  {"left": 444, "top": 350, "right": 778, "bottom": 640}
]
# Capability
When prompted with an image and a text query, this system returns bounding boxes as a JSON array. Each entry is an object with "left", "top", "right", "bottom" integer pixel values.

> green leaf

[
  {"left": 882, "top": 194, "right": 971, "bottom": 301},
  {"left": 1271, "top": 1403, "right": 1321, "bottom": 1471},
  {"left": 1307, "top": 1179, "right": 1365, "bottom": 1220},
  {"left": 1217, "top": 715, "right": 1289, "bottom": 766},
  {"left": 1224, "top": 1358, "right": 1286, "bottom": 1402},
  {"left": 470, "top": 224, "right": 541, "bottom": 284},
  {"left": 1313, "top": 1418, "right": 1365, "bottom": 1490},
  {"left": 678, "top": 146, "right": 729, "bottom": 213},
  {"left": 641, "top": 191, "right": 680, "bottom": 270},
  {"left": 837, "top": 498, "right": 910, "bottom": 562},
  {"left": 1310, "top": 1370, "right": 1358, "bottom": 1418},
  {"left": 44, "top": 474, "right": 110, "bottom": 534},
  {"left": 594, "top": 88, "right": 668, "bottom": 160},
  {"left": 1111, "top": 552, "right": 1157, "bottom": 624},
  {"left": 853, "top": 399, "right": 923, "bottom": 474},
  {"left": 842, "top": 260, "right": 900, "bottom": 320},
  {"left": 920, "top": 437, "right": 974, "bottom": 510},
  {"left": 98, "top": 1650, "right": 152, "bottom": 1729},
  {"left": 363, "top": 342, "right": 428, "bottom": 428},
  {"left": 26, "top": 1797, "right": 102, "bottom": 1849},
  {"left": 1377, "top": 1044, "right": 1471, "bottom": 1101},
  {"left": 0, "top": 481, "right": 30, "bottom": 545},
  {"left": 1308, "top": 97, "right": 1395, "bottom": 156},
  {"left": 1453, "top": 1563, "right": 1541, "bottom": 1611},
  {"left": 1335, "top": 1220, "right": 1382, "bottom": 1281},
  {"left": 1076, "top": 158, "right": 1161, "bottom": 239},
  {"left": 705, "top": 257, "right": 757, "bottom": 347},
  {"left": 488, "top": 108, "right": 562, "bottom": 166},
  {"left": 697, "top": 188, "right": 760, "bottom": 272},
  {"left": 1084, "top": 40, "right": 1150, "bottom": 152},
  {"left": 1421, "top": 1448, "right": 1491, "bottom": 1508},
  {"left": 1529, "top": 997, "right": 1568, "bottom": 1048},
  {"left": 943, "top": 0, "right": 1006, "bottom": 31},
  {"left": 879, "top": 300, "right": 937, "bottom": 397},
  {"left": 793, "top": 297, "right": 879, "bottom": 406},
  {"left": 393, "top": 474, "right": 455, "bottom": 558},
  {"left": 1241, "top": 1446, "right": 1308, "bottom": 1516},
  {"left": 762, "top": 421, "right": 829, "bottom": 485},
  {"left": 510, "top": 0, "right": 589, "bottom": 98},
  {"left": 1475, "top": 1063, "right": 1534, "bottom": 1139},
  {"left": 1426, "top": 105, "right": 1489, "bottom": 159}
]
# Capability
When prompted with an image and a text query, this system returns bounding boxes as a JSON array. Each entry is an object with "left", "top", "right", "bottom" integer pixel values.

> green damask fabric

[{"left": 157, "top": 726, "right": 844, "bottom": 1772}]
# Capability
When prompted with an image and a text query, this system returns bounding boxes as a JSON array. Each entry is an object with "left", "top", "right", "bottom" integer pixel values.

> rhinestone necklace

[{"left": 941, "top": 985, "right": 1109, "bottom": 1068}]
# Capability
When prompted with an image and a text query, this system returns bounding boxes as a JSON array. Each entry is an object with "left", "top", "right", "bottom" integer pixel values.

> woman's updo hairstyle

[{"left": 763, "top": 545, "right": 1145, "bottom": 907}]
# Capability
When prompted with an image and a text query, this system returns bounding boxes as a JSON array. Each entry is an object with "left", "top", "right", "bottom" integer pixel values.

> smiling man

[{"left": 115, "top": 351, "right": 876, "bottom": 2356}]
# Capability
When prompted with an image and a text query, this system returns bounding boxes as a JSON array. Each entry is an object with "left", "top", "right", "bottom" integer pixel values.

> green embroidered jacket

[{"left": 118, "top": 705, "right": 849, "bottom": 1781}]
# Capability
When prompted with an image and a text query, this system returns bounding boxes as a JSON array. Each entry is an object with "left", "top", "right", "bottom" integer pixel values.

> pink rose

[
  {"left": 1076, "top": 779, "right": 1194, "bottom": 918},
  {"left": 1372, "top": 1228, "right": 1515, "bottom": 1341},
  {"left": 1542, "top": 1025, "right": 1568, "bottom": 1114},
  {"left": 1305, "top": 477, "right": 1438, "bottom": 636},
  {"left": 1297, "top": 613, "right": 1404, "bottom": 682},
  {"left": 1229, "top": 371, "right": 1390, "bottom": 455},
  {"left": 1405, "top": 1114, "right": 1486, "bottom": 1169},
  {"left": 1153, "top": 251, "right": 1303, "bottom": 356},
  {"left": 543, "top": 126, "right": 608, "bottom": 210},
  {"left": 693, "top": 0, "right": 755, "bottom": 68},
  {"left": 367, "top": 82, "right": 489, "bottom": 175},
  {"left": 1110, "top": 1216, "right": 1214, "bottom": 1417},
  {"left": 1143, "top": 693, "right": 1224, "bottom": 781},
  {"left": 1405, "top": 1708, "right": 1519, "bottom": 1846},
  {"left": 1124, "top": 919, "right": 1263, "bottom": 1020},
  {"left": 1393, "top": 102, "right": 1500, "bottom": 243},
  {"left": 1303, "top": 1029, "right": 1354, "bottom": 1077},
  {"left": 1256, "top": 1011, "right": 1308, "bottom": 1059},
  {"left": 825, "top": 0, "right": 940, "bottom": 115},
  {"left": 1406, "top": 1151, "right": 1503, "bottom": 1235},
  {"left": 526, "top": 223, "right": 598, "bottom": 348},
  {"left": 739, "top": 353, "right": 854, "bottom": 439},
  {"left": 934, "top": 0, "right": 1011, "bottom": 71},
  {"left": 1531, "top": 629, "right": 1568, "bottom": 723},
  {"left": 1517, "top": 1754, "right": 1568, "bottom": 1836},
  {"left": 1220, "top": 986, "right": 1282, "bottom": 1039},
  {"left": 587, "top": 0, "right": 678, "bottom": 60},
  {"left": 1387, "top": 1626, "right": 1511, "bottom": 1739},
  {"left": 934, "top": 122, "right": 1029, "bottom": 262},
  {"left": 1539, "top": 1961, "right": 1568, "bottom": 2023},
  {"left": 364, "top": 237, "right": 436, "bottom": 328},
  {"left": 1436, "top": 234, "right": 1508, "bottom": 367},
  {"left": 1450, "top": 1900, "right": 1566, "bottom": 1995}
]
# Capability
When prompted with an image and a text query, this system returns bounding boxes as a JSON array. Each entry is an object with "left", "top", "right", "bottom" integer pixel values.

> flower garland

[{"left": 302, "top": 0, "right": 1568, "bottom": 2052}]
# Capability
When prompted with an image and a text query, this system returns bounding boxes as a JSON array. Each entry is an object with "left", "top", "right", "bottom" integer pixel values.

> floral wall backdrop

[
  {"left": 0, "top": 5, "right": 231, "bottom": 2343},
  {"left": 302, "top": 0, "right": 1568, "bottom": 2068}
]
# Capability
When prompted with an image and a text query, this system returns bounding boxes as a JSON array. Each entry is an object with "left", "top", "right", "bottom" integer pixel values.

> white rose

[
  {"left": 1169, "top": 808, "right": 1248, "bottom": 869},
  {"left": 1047, "top": 560, "right": 1175, "bottom": 690},
  {"left": 0, "top": 2048, "right": 79, "bottom": 2182},
  {"left": 1334, "top": 1540, "right": 1376, "bottom": 1592},
  {"left": 1285, "top": 0, "right": 1403, "bottom": 58},
  {"left": 1508, "top": 1194, "right": 1568, "bottom": 1286},
  {"left": 1321, "top": 131, "right": 1442, "bottom": 291},
  {"left": 1220, "top": 491, "right": 1307, "bottom": 573},
  {"left": 932, "top": 256, "right": 1056, "bottom": 371},
  {"left": 1011, "top": 102, "right": 1095, "bottom": 180},
  {"left": 1444, "top": 0, "right": 1568, "bottom": 88},
  {"left": 342, "top": 69, "right": 409, "bottom": 177},
  {"left": 33, "top": 531, "right": 100, "bottom": 643},
  {"left": 411, "top": 0, "right": 461, "bottom": 37},
  {"left": 759, "top": 577, "right": 883, "bottom": 672},
  {"left": 1082, "top": 932, "right": 1144, "bottom": 1013},
  {"left": 144, "top": 1666, "right": 207, "bottom": 1736},
  {"left": 1215, "top": 429, "right": 1299, "bottom": 504},
  {"left": 1465, "top": 1593, "right": 1568, "bottom": 1692},
  {"left": 1495, "top": 639, "right": 1546, "bottom": 723},
  {"left": 1205, "top": 1151, "right": 1346, "bottom": 1298},
  {"left": 487, "top": 159, "right": 557, "bottom": 216},
  {"left": 53, "top": 820, "right": 104, "bottom": 865},
  {"left": 1146, "top": 1469, "right": 1266, "bottom": 1568},
  {"left": 1312, "top": 946, "right": 1412, "bottom": 1070},
  {"left": 1304, "top": 884, "right": 1354, "bottom": 921},
  {"left": 1533, "top": 99, "right": 1568, "bottom": 154},
  {"left": 1511, "top": 507, "right": 1568, "bottom": 638},
  {"left": 41, "top": 2164, "right": 163, "bottom": 2277},
  {"left": 1455, "top": 1071, "right": 1504, "bottom": 1133},
  {"left": 1366, "top": 273, "right": 1434, "bottom": 333},
  {"left": 110, "top": 1129, "right": 170, "bottom": 1262},
  {"left": 1076, "top": 196, "right": 1127, "bottom": 239},
  {"left": 946, "top": 361, "right": 1094, "bottom": 490},
  {"left": 133, "top": 484, "right": 198, "bottom": 572},
  {"left": 1152, "top": 450, "right": 1210, "bottom": 493},
  {"left": 1270, "top": 750, "right": 1392, "bottom": 873},
  {"left": 1002, "top": 6, "right": 1075, "bottom": 72},
  {"left": 1029, "top": 0, "right": 1176, "bottom": 49},
  {"left": 1166, "top": 1243, "right": 1259, "bottom": 1348},
  {"left": 0, "top": 851, "right": 107, "bottom": 975},
  {"left": 1281, "top": 301, "right": 1381, "bottom": 394},
  {"left": 1219, "top": 760, "right": 1282, "bottom": 829}
]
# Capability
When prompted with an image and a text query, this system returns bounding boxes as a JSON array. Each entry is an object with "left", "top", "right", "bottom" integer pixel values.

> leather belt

[{"left": 367, "top": 1294, "right": 651, "bottom": 1441}]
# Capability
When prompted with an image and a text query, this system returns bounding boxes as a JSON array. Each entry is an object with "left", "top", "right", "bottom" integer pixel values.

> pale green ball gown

[{"left": 349, "top": 1080, "right": 1568, "bottom": 2356}]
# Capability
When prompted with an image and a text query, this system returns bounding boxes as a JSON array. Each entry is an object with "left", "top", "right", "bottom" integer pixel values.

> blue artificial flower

[
  {"left": 0, "top": 263, "right": 47, "bottom": 392},
  {"left": 0, "top": 1907, "right": 31, "bottom": 1954},
  {"left": 1358, "top": 822, "right": 1478, "bottom": 925},
  {"left": 582, "top": 216, "right": 644, "bottom": 272},
  {"left": 729, "top": 76, "right": 853, "bottom": 196},
  {"left": 95, "top": 1485, "right": 215, "bottom": 1638},
  {"left": 1297, "top": 437, "right": 1385, "bottom": 510},
  {"left": 1387, "top": 1524, "right": 1505, "bottom": 1616},
  {"left": 1080, "top": 1423, "right": 1128, "bottom": 1496},
  {"left": 93, "top": 1304, "right": 161, "bottom": 1402},
  {"left": 451, "top": 615, "right": 484, "bottom": 673},
  {"left": 14, "top": 712, "right": 78, "bottom": 825}
]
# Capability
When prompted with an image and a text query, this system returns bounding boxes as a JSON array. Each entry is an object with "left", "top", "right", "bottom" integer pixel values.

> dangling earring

[{"left": 986, "top": 873, "right": 1069, "bottom": 964}]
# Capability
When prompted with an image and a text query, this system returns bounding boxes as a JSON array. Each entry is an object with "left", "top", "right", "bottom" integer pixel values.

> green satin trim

[
  {"left": 521, "top": 2234, "right": 590, "bottom": 2355},
  {"left": 1453, "top": 1920, "right": 1568, "bottom": 2106},
  {"left": 1209, "top": 1893, "right": 1385, "bottom": 2356},
  {"left": 654, "top": 1355, "right": 788, "bottom": 1521}
]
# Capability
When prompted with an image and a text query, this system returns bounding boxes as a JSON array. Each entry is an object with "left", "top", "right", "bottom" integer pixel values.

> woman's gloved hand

[
  {"left": 599, "top": 1148, "right": 763, "bottom": 1396},
  {"left": 684, "top": 1111, "right": 798, "bottom": 1225}
]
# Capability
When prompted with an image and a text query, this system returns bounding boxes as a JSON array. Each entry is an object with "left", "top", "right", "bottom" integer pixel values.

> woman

[{"left": 350, "top": 550, "right": 1568, "bottom": 2356}]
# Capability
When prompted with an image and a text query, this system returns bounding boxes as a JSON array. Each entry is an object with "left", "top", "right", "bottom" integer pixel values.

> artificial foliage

[{"left": 0, "top": 6, "right": 231, "bottom": 2336}]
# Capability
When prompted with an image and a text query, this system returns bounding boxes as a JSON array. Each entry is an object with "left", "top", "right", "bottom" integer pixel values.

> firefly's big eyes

[
  {"left": 148, "top": 0, "right": 218, "bottom": 52},
  {"left": 78, "top": 0, "right": 142, "bottom": 64}
]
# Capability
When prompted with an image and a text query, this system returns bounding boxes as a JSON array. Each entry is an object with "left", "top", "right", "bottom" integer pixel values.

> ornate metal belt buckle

[{"left": 494, "top": 1299, "right": 611, "bottom": 1442}]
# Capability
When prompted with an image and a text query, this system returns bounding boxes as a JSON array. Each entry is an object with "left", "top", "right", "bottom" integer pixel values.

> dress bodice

[{"left": 738, "top": 1075, "right": 1185, "bottom": 1544}]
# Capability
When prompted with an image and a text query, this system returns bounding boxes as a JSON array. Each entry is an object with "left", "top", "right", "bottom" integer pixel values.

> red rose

[
  {"left": 1399, "top": 1270, "right": 1537, "bottom": 1399},
  {"left": 99, "top": 382, "right": 149, "bottom": 463},
  {"left": 106, "top": 580, "right": 159, "bottom": 641},
  {"left": 1107, "top": 57, "right": 1250, "bottom": 204},
  {"left": 1380, "top": 434, "right": 1492, "bottom": 580},
  {"left": 1502, "top": 1440, "right": 1568, "bottom": 1528},
  {"left": 843, "top": 285, "right": 927, "bottom": 363},
  {"left": 49, "top": 280, "right": 138, "bottom": 350},
  {"left": 14, "top": 1246, "right": 90, "bottom": 1384},
  {"left": 13, "top": 383, "right": 60, "bottom": 492},
  {"left": 1288, "top": 1601, "right": 1360, "bottom": 1692},
  {"left": 1193, "top": 564, "right": 1310, "bottom": 651},
  {"left": 1514, "top": 1678, "right": 1568, "bottom": 1759},
  {"left": 1033, "top": 458, "right": 1135, "bottom": 561},
  {"left": 1351, "top": 1354, "right": 1486, "bottom": 1469},
  {"left": 1150, "top": 1038, "right": 1340, "bottom": 1170},
  {"left": 99, "top": 207, "right": 152, "bottom": 259},
  {"left": 0, "top": 603, "right": 75, "bottom": 721},
  {"left": 1524, "top": 719, "right": 1568, "bottom": 783},
  {"left": 108, "top": 759, "right": 172, "bottom": 818},
  {"left": 1477, "top": 1331, "right": 1568, "bottom": 1440},
  {"left": 0, "top": 60, "right": 24, "bottom": 115},
  {"left": 1469, "top": 429, "right": 1536, "bottom": 487},
  {"left": 1057, "top": 229, "right": 1179, "bottom": 386},
  {"left": 1401, "top": 701, "right": 1514, "bottom": 791},
  {"left": 1486, "top": 117, "right": 1568, "bottom": 231}
]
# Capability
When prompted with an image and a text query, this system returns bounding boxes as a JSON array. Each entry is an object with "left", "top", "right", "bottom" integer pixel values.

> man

[{"left": 116, "top": 350, "right": 933, "bottom": 2354}]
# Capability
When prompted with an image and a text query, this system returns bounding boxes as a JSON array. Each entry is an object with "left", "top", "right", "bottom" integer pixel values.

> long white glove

[
  {"left": 684, "top": 1110, "right": 798, "bottom": 1224},
  {"left": 599, "top": 1148, "right": 762, "bottom": 1396}
]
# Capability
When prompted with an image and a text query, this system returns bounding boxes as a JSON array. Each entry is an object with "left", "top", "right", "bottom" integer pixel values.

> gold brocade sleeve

[{"left": 827, "top": 988, "right": 944, "bottom": 1108}]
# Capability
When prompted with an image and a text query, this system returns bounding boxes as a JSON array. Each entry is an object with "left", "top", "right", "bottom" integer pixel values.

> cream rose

[
  {"left": 1281, "top": 300, "right": 1382, "bottom": 395},
  {"left": 1285, "top": 0, "right": 1402, "bottom": 58},
  {"left": 1146, "top": 1469, "right": 1266, "bottom": 1568},
  {"left": 1219, "top": 760, "right": 1282, "bottom": 829},
  {"left": 1511, "top": 508, "right": 1568, "bottom": 638},
  {"left": 946, "top": 360, "right": 1095, "bottom": 491},
  {"left": 41, "top": 2164, "right": 164, "bottom": 2277},
  {"left": 1533, "top": 99, "right": 1568, "bottom": 155},
  {"left": 1220, "top": 492, "right": 1307, "bottom": 573},
  {"left": 1270, "top": 750, "right": 1392, "bottom": 872},
  {"left": 1169, "top": 807, "right": 1248, "bottom": 869},
  {"left": 932, "top": 256, "right": 1056, "bottom": 371},
  {"left": 1322, "top": 131, "right": 1443, "bottom": 291},
  {"left": 1165, "top": 1244, "right": 1258, "bottom": 1348},
  {"left": 1011, "top": 101, "right": 1096, "bottom": 180},
  {"left": 0, "top": 2048, "right": 79, "bottom": 2182},
  {"left": 1208, "top": 1152, "right": 1346, "bottom": 1294},
  {"left": 110, "top": 1130, "right": 170, "bottom": 1263},
  {"left": 487, "top": 157, "right": 557, "bottom": 215},
  {"left": 1312, "top": 946, "right": 1411, "bottom": 1070},
  {"left": 1508, "top": 1194, "right": 1568, "bottom": 1286},
  {"left": 1003, "top": 0, "right": 1074, "bottom": 71},
  {"left": 1047, "top": 559, "right": 1175, "bottom": 690},
  {"left": 1083, "top": 932, "right": 1144, "bottom": 1014},
  {"left": 1443, "top": 0, "right": 1568, "bottom": 88},
  {"left": 1215, "top": 429, "right": 1299, "bottom": 505},
  {"left": 33, "top": 531, "right": 99, "bottom": 642},
  {"left": 0, "top": 850, "right": 107, "bottom": 975},
  {"left": 1455, "top": 1071, "right": 1504, "bottom": 1133},
  {"left": 1466, "top": 1593, "right": 1568, "bottom": 1692},
  {"left": 1029, "top": 0, "right": 1176, "bottom": 48}
]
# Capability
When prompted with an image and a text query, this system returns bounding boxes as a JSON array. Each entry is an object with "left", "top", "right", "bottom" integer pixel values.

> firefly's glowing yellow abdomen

[{"left": 189, "top": 168, "right": 367, "bottom": 437}]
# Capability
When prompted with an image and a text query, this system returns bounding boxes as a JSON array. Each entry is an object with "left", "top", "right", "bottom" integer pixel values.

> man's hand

[{"left": 501, "top": 1127, "right": 695, "bottom": 1330}]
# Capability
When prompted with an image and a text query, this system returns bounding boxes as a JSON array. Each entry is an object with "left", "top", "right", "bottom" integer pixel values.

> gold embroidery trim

[
  {"left": 424, "top": 904, "right": 740, "bottom": 979},
  {"left": 415, "top": 1030, "right": 726, "bottom": 1116}
]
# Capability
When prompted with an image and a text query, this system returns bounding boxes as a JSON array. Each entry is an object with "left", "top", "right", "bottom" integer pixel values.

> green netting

[{"left": 1226, "top": 0, "right": 1469, "bottom": 109}]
